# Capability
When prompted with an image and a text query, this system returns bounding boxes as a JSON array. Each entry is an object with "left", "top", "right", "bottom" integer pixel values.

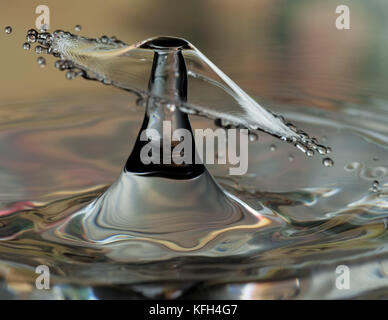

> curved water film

[{"left": 24, "top": 29, "right": 332, "bottom": 159}]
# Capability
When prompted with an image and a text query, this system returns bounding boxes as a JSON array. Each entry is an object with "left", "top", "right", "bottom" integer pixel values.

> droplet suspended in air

[
  {"left": 74, "top": 25, "right": 82, "bottom": 32},
  {"left": 37, "top": 56, "right": 46, "bottom": 67},
  {"left": 371, "top": 180, "right": 379, "bottom": 193},
  {"left": 248, "top": 133, "right": 258, "bottom": 142},
  {"left": 269, "top": 144, "right": 277, "bottom": 151},
  {"left": 26, "top": 34, "right": 36, "bottom": 43},
  {"left": 322, "top": 158, "right": 334, "bottom": 167},
  {"left": 306, "top": 149, "right": 314, "bottom": 157},
  {"left": 23, "top": 42, "right": 31, "bottom": 50},
  {"left": 4, "top": 26, "right": 12, "bottom": 34},
  {"left": 66, "top": 70, "right": 77, "bottom": 80}
]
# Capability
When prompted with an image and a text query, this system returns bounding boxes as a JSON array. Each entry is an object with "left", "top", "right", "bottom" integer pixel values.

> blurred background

[{"left": 0, "top": 0, "right": 388, "bottom": 108}]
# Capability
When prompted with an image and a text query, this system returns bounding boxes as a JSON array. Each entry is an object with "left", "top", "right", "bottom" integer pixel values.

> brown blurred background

[{"left": 0, "top": 0, "right": 388, "bottom": 110}]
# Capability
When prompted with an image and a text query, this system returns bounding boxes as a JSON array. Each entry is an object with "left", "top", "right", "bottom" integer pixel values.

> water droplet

[
  {"left": 269, "top": 144, "right": 277, "bottom": 151},
  {"left": 39, "top": 24, "right": 49, "bottom": 32},
  {"left": 4, "top": 26, "right": 12, "bottom": 34},
  {"left": 23, "top": 42, "right": 31, "bottom": 50},
  {"left": 306, "top": 149, "right": 314, "bottom": 157},
  {"left": 316, "top": 145, "right": 327, "bottom": 155},
  {"left": 326, "top": 147, "right": 332, "bottom": 154},
  {"left": 322, "top": 158, "right": 334, "bottom": 167},
  {"left": 66, "top": 70, "right": 77, "bottom": 80},
  {"left": 74, "top": 25, "right": 82, "bottom": 32},
  {"left": 35, "top": 45, "right": 43, "bottom": 54},
  {"left": 372, "top": 180, "right": 379, "bottom": 193},
  {"left": 26, "top": 34, "right": 36, "bottom": 43},
  {"left": 37, "top": 56, "right": 46, "bottom": 67},
  {"left": 288, "top": 154, "right": 295, "bottom": 162},
  {"left": 27, "top": 29, "right": 37, "bottom": 36},
  {"left": 295, "top": 142, "right": 307, "bottom": 154},
  {"left": 248, "top": 133, "right": 258, "bottom": 142},
  {"left": 100, "top": 35, "right": 109, "bottom": 43}
]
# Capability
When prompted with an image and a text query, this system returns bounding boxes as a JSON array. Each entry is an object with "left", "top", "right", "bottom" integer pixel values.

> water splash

[{"left": 22, "top": 29, "right": 332, "bottom": 161}]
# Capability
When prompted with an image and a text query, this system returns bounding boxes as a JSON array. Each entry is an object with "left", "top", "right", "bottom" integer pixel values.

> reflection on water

[
  {"left": 1, "top": 0, "right": 388, "bottom": 300},
  {"left": 0, "top": 93, "right": 387, "bottom": 299}
]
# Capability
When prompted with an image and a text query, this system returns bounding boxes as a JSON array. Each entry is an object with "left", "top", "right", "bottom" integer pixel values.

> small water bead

[
  {"left": 372, "top": 180, "right": 379, "bottom": 187},
  {"left": 100, "top": 35, "right": 109, "bottom": 43},
  {"left": 248, "top": 132, "right": 258, "bottom": 142},
  {"left": 326, "top": 147, "right": 332, "bottom": 154},
  {"left": 306, "top": 149, "right": 314, "bottom": 157},
  {"left": 35, "top": 45, "right": 43, "bottom": 54},
  {"left": 66, "top": 70, "right": 77, "bottom": 80},
  {"left": 27, "top": 34, "right": 36, "bottom": 43},
  {"left": 37, "top": 56, "right": 46, "bottom": 67},
  {"left": 55, "top": 60, "right": 74, "bottom": 71},
  {"left": 39, "top": 24, "right": 49, "bottom": 32},
  {"left": 371, "top": 180, "right": 379, "bottom": 193},
  {"left": 295, "top": 142, "right": 307, "bottom": 154},
  {"left": 74, "top": 25, "right": 82, "bottom": 32},
  {"left": 288, "top": 154, "right": 295, "bottom": 162},
  {"left": 269, "top": 144, "right": 277, "bottom": 151},
  {"left": 23, "top": 42, "right": 31, "bottom": 50},
  {"left": 316, "top": 145, "right": 327, "bottom": 155},
  {"left": 322, "top": 158, "right": 334, "bottom": 167},
  {"left": 27, "top": 29, "right": 37, "bottom": 36},
  {"left": 4, "top": 26, "right": 12, "bottom": 34}
]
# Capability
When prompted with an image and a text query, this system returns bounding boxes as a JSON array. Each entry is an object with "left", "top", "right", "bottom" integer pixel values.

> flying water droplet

[
  {"left": 248, "top": 133, "right": 258, "bottom": 142},
  {"left": 40, "top": 24, "right": 49, "bottom": 32},
  {"left": 306, "top": 149, "right": 314, "bottom": 157},
  {"left": 66, "top": 70, "right": 77, "bottom": 80},
  {"left": 74, "top": 25, "right": 82, "bottom": 32},
  {"left": 23, "top": 42, "right": 31, "bottom": 50},
  {"left": 37, "top": 56, "right": 46, "bottom": 67},
  {"left": 269, "top": 144, "right": 277, "bottom": 151},
  {"left": 371, "top": 180, "right": 379, "bottom": 193},
  {"left": 4, "top": 26, "right": 12, "bottom": 34},
  {"left": 322, "top": 158, "right": 334, "bottom": 167}
]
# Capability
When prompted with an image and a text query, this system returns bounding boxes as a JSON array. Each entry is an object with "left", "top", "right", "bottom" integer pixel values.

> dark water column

[{"left": 125, "top": 38, "right": 204, "bottom": 179}]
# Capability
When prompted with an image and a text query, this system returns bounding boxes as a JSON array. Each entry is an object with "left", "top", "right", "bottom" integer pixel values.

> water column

[
  {"left": 61, "top": 37, "right": 261, "bottom": 261},
  {"left": 125, "top": 37, "right": 204, "bottom": 178}
]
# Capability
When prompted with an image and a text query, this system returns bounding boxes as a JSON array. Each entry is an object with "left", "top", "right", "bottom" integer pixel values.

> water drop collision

[
  {"left": 19, "top": 30, "right": 333, "bottom": 260},
  {"left": 22, "top": 28, "right": 332, "bottom": 159}
]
